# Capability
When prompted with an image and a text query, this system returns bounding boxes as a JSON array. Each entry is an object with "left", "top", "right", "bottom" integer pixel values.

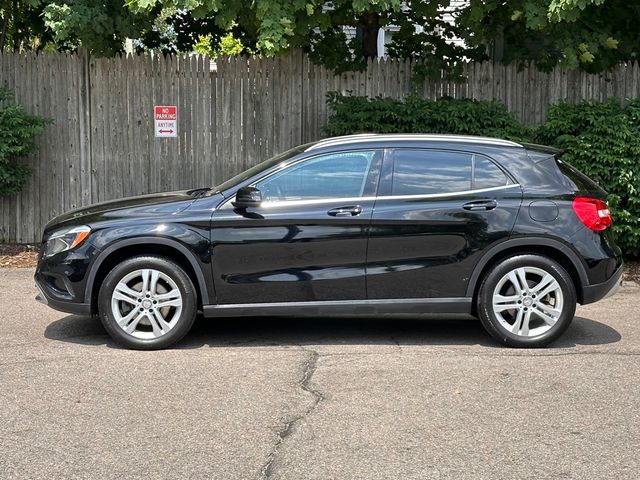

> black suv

[{"left": 35, "top": 134, "right": 623, "bottom": 349}]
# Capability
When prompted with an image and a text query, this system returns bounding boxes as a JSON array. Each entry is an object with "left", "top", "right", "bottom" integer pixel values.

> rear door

[{"left": 366, "top": 148, "right": 523, "bottom": 299}]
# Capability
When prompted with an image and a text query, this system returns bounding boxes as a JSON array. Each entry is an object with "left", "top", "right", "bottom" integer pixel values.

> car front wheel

[
  {"left": 477, "top": 254, "right": 577, "bottom": 347},
  {"left": 98, "top": 255, "right": 197, "bottom": 350}
]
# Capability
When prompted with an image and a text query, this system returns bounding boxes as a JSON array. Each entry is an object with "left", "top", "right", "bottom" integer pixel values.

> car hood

[{"left": 45, "top": 189, "right": 206, "bottom": 232}]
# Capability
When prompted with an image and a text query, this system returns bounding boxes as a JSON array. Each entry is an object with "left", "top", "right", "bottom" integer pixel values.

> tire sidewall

[
  {"left": 98, "top": 256, "right": 197, "bottom": 350},
  {"left": 477, "top": 254, "right": 577, "bottom": 347}
]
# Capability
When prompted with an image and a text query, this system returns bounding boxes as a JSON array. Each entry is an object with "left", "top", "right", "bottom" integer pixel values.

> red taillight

[{"left": 572, "top": 197, "right": 612, "bottom": 231}]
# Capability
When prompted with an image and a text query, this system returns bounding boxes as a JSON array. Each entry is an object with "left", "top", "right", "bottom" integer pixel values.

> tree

[
  {"left": 31, "top": 0, "right": 485, "bottom": 79},
  {"left": 299, "top": 0, "right": 486, "bottom": 77},
  {"left": 42, "top": 0, "right": 155, "bottom": 56},
  {"left": 0, "top": 0, "right": 53, "bottom": 52},
  {"left": 5, "top": 0, "right": 640, "bottom": 80},
  {"left": 126, "top": 0, "right": 409, "bottom": 67},
  {"left": 460, "top": 0, "right": 640, "bottom": 73}
]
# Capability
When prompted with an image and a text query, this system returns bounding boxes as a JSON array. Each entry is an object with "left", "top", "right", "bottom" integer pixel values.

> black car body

[{"left": 35, "top": 134, "right": 623, "bottom": 349}]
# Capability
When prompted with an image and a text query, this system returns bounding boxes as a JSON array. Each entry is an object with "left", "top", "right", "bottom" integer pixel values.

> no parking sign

[{"left": 154, "top": 106, "right": 177, "bottom": 138}]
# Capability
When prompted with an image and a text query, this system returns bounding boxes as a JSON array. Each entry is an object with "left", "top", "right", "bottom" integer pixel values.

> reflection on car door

[
  {"left": 366, "top": 149, "right": 522, "bottom": 300},
  {"left": 211, "top": 150, "right": 383, "bottom": 304}
]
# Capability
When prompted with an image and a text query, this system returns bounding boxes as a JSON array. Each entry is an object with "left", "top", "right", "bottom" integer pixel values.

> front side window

[
  {"left": 256, "top": 151, "right": 377, "bottom": 201},
  {"left": 390, "top": 150, "right": 472, "bottom": 196}
]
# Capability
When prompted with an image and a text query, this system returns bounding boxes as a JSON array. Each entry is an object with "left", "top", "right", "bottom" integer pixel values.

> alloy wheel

[
  {"left": 491, "top": 266, "right": 564, "bottom": 337},
  {"left": 110, "top": 268, "right": 183, "bottom": 340}
]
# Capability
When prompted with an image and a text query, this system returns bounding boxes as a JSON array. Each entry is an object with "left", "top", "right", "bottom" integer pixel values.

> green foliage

[
  {"left": 537, "top": 99, "right": 640, "bottom": 257},
  {"left": 0, "top": 89, "right": 50, "bottom": 195},
  {"left": 384, "top": 0, "right": 487, "bottom": 82},
  {"left": 7, "top": 0, "right": 639, "bottom": 81},
  {"left": 193, "top": 32, "right": 244, "bottom": 58},
  {"left": 0, "top": 0, "right": 54, "bottom": 52},
  {"left": 11, "top": 0, "right": 487, "bottom": 80},
  {"left": 217, "top": 33, "right": 244, "bottom": 56},
  {"left": 324, "top": 93, "right": 534, "bottom": 141},
  {"left": 460, "top": 1, "right": 640, "bottom": 74},
  {"left": 299, "top": 1, "right": 488, "bottom": 79},
  {"left": 42, "top": 0, "right": 154, "bottom": 56}
]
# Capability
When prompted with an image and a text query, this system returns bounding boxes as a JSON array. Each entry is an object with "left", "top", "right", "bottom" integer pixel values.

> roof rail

[{"left": 306, "top": 134, "right": 523, "bottom": 151}]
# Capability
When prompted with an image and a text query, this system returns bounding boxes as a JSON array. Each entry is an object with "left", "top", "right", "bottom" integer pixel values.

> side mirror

[{"left": 232, "top": 186, "right": 262, "bottom": 208}]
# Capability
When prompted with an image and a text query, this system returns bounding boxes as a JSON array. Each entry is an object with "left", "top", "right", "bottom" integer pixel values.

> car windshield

[{"left": 212, "top": 146, "right": 307, "bottom": 195}]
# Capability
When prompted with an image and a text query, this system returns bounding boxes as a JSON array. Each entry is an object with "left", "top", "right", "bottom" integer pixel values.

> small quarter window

[
  {"left": 390, "top": 150, "right": 472, "bottom": 195},
  {"left": 473, "top": 156, "right": 511, "bottom": 189}
]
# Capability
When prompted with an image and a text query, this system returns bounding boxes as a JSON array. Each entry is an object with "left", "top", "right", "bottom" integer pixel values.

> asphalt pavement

[{"left": 1, "top": 268, "right": 639, "bottom": 480}]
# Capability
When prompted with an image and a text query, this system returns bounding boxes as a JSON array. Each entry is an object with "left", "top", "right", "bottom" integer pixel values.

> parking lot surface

[{"left": 1, "top": 268, "right": 639, "bottom": 479}]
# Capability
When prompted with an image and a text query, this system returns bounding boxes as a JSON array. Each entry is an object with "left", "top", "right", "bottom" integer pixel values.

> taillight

[{"left": 572, "top": 197, "right": 612, "bottom": 231}]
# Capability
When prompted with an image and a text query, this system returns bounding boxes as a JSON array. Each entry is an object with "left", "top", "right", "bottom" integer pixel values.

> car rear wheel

[
  {"left": 477, "top": 254, "right": 577, "bottom": 347},
  {"left": 98, "top": 255, "right": 197, "bottom": 350}
]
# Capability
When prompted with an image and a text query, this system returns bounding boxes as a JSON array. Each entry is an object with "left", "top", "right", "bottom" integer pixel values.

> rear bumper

[{"left": 581, "top": 263, "right": 624, "bottom": 305}]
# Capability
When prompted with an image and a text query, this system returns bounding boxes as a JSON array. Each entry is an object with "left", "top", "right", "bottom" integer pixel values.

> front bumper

[
  {"left": 582, "top": 262, "right": 624, "bottom": 305},
  {"left": 35, "top": 280, "right": 91, "bottom": 315},
  {"left": 34, "top": 241, "right": 101, "bottom": 316}
]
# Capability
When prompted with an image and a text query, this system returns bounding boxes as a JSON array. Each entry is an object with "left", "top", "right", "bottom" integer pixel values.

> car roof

[{"left": 305, "top": 134, "right": 524, "bottom": 152}]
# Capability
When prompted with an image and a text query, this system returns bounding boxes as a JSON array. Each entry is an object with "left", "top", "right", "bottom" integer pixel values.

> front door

[
  {"left": 366, "top": 148, "right": 522, "bottom": 299},
  {"left": 211, "top": 150, "right": 382, "bottom": 304}
]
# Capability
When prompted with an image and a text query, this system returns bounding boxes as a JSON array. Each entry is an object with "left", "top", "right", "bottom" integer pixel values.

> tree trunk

[
  {"left": 0, "top": 0, "right": 11, "bottom": 52},
  {"left": 358, "top": 12, "right": 380, "bottom": 58},
  {"left": 11, "top": 0, "right": 18, "bottom": 51}
]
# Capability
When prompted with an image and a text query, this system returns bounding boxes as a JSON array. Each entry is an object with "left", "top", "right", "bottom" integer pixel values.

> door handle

[
  {"left": 462, "top": 199, "right": 498, "bottom": 211},
  {"left": 327, "top": 206, "right": 363, "bottom": 217}
]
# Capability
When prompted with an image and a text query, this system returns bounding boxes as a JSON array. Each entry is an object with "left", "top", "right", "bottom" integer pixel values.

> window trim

[
  {"left": 225, "top": 183, "right": 522, "bottom": 209},
  {"left": 368, "top": 183, "right": 521, "bottom": 203}
]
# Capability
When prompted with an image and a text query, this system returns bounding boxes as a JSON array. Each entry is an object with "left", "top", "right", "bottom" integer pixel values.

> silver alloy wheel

[
  {"left": 492, "top": 266, "right": 564, "bottom": 337},
  {"left": 111, "top": 268, "right": 183, "bottom": 340}
]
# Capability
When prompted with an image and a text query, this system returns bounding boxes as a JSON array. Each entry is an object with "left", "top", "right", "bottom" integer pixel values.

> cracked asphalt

[{"left": 1, "top": 268, "right": 639, "bottom": 480}]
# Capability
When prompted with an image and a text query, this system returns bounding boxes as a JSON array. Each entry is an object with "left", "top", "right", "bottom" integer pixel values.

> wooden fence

[{"left": 1, "top": 50, "right": 640, "bottom": 243}]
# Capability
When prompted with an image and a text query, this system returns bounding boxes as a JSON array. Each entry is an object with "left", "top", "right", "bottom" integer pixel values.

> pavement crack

[{"left": 259, "top": 347, "right": 323, "bottom": 480}]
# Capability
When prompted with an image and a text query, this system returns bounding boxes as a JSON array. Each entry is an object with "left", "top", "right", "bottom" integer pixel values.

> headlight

[{"left": 43, "top": 225, "right": 91, "bottom": 257}]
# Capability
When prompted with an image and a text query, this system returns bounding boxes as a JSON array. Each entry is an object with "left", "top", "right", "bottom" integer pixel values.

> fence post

[{"left": 78, "top": 49, "right": 92, "bottom": 207}]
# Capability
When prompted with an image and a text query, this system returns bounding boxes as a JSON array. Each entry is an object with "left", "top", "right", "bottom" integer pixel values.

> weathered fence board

[{"left": 1, "top": 51, "right": 640, "bottom": 242}]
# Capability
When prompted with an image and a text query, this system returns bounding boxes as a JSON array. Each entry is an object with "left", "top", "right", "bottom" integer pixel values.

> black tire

[
  {"left": 477, "top": 254, "right": 577, "bottom": 348},
  {"left": 98, "top": 255, "right": 197, "bottom": 350}
]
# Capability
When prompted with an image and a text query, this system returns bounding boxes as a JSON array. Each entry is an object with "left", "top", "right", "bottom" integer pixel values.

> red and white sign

[{"left": 154, "top": 105, "right": 177, "bottom": 138}]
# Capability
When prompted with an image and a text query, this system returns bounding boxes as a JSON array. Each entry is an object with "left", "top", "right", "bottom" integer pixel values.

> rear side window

[
  {"left": 473, "top": 156, "right": 511, "bottom": 189},
  {"left": 390, "top": 150, "right": 472, "bottom": 195},
  {"left": 554, "top": 155, "right": 604, "bottom": 193}
]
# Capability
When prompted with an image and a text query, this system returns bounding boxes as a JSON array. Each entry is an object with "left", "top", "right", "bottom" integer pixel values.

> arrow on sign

[{"left": 159, "top": 129, "right": 174, "bottom": 134}]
